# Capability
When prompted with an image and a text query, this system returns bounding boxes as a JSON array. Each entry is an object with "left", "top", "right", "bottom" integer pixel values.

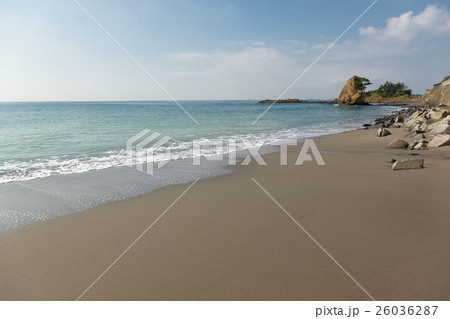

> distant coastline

[
  {"left": 257, "top": 99, "right": 332, "bottom": 104},
  {"left": 256, "top": 97, "right": 421, "bottom": 105},
  {"left": 364, "top": 96, "right": 423, "bottom": 104}
]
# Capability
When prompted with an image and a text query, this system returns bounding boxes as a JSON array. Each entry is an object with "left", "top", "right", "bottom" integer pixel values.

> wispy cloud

[
  {"left": 167, "top": 44, "right": 299, "bottom": 80},
  {"left": 165, "top": 43, "right": 306, "bottom": 99}
]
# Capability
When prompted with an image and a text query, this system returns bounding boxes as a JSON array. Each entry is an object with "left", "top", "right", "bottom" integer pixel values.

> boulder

[
  {"left": 395, "top": 113, "right": 406, "bottom": 123},
  {"left": 419, "top": 122, "right": 428, "bottom": 131},
  {"left": 408, "top": 141, "right": 418, "bottom": 150},
  {"left": 414, "top": 115, "right": 426, "bottom": 124},
  {"left": 404, "top": 120, "right": 416, "bottom": 129},
  {"left": 428, "top": 110, "right": 449, "bottom": 120},
  {"left": 442, "top": 115, "right": 450, "bottom": 124},
  {"left": 409, "top": 111, "right": 421, "bottom": 119},
  {"left": 413, "top": 142, "right": 428, "bottom": 150},
  {"left": 416, "top": 115, "right": 426, "bottom": 123},
  {"left": 427, "top": 120, "right": 443, "bottom": 131},
  {"left": 391, "top": 158, "right": 424, "bottom": 171},
  {"left": 373, "top": 122, "right": 385, "bottom": 128},
  {"left": 412, "top": 133, "right": 426, "bottom": 141},
  {"left": 387, "top": 138, "right": 409, "bottom": 149},
  {"left": 377, "top": 128, "right": 391, "bottom": 137},
  {"left": 332, "top": 76, "right": 367, "bottom": 105},
  {"left": 404, "top": 116, "right": 425, "bottom": 130},
  {"left": 404, "top": 130, "right": 425, "bottom": 138},
  {"left": 429, "top": 124, "right": 450, "bottom": 135},
  {"left": 428, "top": 134, "right": 450, "bottom": 148},
  {"left": 408, "top": 139, "right": 427, "bottom": 149}
]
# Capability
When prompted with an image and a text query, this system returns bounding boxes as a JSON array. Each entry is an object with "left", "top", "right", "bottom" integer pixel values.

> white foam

[{"left": 0, "top": 124, "right": 362, "bottom": 184}]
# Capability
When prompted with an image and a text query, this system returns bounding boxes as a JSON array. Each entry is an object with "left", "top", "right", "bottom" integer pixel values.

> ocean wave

[{"left": 0, "top": 125, "right": 355, "bottom": 184}]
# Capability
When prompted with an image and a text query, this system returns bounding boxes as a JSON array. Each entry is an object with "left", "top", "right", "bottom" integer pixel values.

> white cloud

[
  {"left": 359, "top": 4, "right": 450, "bottom": 42},
  {"left": 160, "top": 5, "right": 450, "bottom": 100}
]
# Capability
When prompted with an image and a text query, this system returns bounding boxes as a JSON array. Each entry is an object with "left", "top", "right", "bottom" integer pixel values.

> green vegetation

[
  {"left": 354, "top": 77, "right": 372, "bottom": 92},
  {"left": 366, "top": 81, "right": 413, "bottom": 98},
  {"left": 442, "top": 75, "right": 450, "bottom": 82}
]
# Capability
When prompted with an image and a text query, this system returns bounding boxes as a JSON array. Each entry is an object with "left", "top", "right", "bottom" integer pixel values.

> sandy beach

[{"left": 1, "top": 127, "right": 449, "bottom": 301}]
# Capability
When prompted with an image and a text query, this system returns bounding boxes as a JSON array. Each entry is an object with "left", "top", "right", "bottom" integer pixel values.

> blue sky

[{"left": 1, "top": 0, "right": 449, "bottom": 101}]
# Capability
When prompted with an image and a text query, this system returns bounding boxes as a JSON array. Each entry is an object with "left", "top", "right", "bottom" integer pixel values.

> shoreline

[
  {"left": 0, "top": 131, "right": 344, "bottom": 234},
  {"left": 0, "top": 105, "right": 400, "bottom": 234},
  {"left": 0, "top": 100, "right": 401, "bottom": 187},
  {"left": 1, "top": 127, "right": 450, "bottom": 300}
]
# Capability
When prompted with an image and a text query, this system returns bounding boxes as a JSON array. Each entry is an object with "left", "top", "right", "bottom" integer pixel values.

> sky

[{"left": 1, "top": 0, "right": 450, "bottom": 101}]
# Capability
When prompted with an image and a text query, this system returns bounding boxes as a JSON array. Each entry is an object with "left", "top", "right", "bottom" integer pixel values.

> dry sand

[{"left": 1, "top": 128, "right": 449, "bottom": 300}]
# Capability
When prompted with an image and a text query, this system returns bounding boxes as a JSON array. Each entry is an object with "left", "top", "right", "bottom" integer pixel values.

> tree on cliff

[{"left": 354, "top": 77, "right": 372, "bottom": 92}]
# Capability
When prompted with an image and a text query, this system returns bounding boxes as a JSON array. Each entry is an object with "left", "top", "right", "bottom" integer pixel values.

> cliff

[
  {"left": 332, "top": 76, "right": 367, "bottom": 105},
  {"left": 425, "top": 78, "right": 450, "bottom": 107}
]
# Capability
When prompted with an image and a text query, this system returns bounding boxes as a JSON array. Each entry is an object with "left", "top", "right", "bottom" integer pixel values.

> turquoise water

[
  {"left": 0, "top": 100, "right": 401, "bottom": 232},
  {"left": 0, "top": 100, "right": 399, "bottom": 184}
]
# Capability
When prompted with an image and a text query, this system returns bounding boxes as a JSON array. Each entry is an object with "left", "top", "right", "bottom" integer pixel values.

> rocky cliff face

[
  {"left": 425, "top": 78, "right": 450, "bottom": 107},
  {"left": 332, "top": 76, "right": 367, "bottom": 105}
]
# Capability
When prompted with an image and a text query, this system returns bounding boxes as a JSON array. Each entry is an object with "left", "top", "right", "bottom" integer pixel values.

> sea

[{"left": 0, "top": 100, "right": 400, "bottom": 232}]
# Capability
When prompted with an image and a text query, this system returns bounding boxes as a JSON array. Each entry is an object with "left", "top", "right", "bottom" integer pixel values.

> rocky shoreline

[
  {"left": 366, "top": 104, "right": 450, "bottom": 156},
  {"left": 360, "top": 76, "right": 450, "bottom": 170}
]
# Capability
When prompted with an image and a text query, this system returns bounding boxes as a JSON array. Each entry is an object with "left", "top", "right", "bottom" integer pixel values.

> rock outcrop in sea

[{"left": 332, "top": 76, "right": 367, "bottom": 105}]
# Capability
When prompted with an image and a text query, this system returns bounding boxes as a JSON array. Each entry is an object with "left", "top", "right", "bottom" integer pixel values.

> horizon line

[{"left": 0, "top": 98, "right": 333, "bottom": 103}]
